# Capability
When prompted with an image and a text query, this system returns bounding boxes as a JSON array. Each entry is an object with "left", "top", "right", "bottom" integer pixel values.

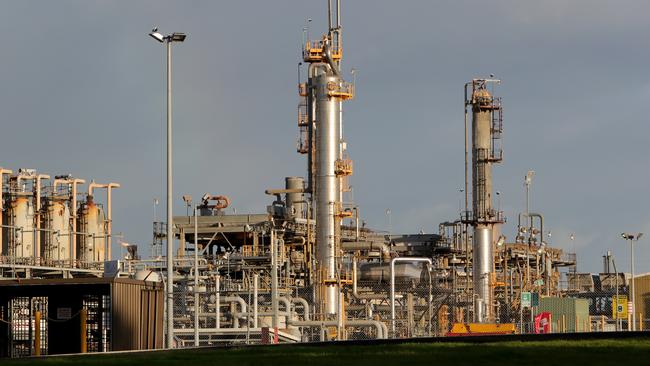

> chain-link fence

[{"left": 163, "top": 260, "right": 650, "bottom": 348}]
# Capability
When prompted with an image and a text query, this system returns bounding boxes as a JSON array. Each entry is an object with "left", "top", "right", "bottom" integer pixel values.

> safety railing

[{"left": 303, "top": 40, "right": 342, "bottom": 62}]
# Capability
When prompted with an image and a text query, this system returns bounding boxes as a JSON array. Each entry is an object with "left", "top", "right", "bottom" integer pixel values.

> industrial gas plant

[{"left": 0, "top": 0, "right": 647, "bottom": 358}]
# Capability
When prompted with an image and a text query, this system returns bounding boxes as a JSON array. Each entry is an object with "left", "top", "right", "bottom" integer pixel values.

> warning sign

[{"left": 612, "top": 295, "right": 628, "bottom": 319}]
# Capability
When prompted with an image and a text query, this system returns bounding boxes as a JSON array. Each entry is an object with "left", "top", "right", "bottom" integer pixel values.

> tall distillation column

[
  {"left": 299, "top": 0, "right": 354, "bottom": 317},
  {"left": 464, "top": 79, "right": 503, "bottom": 323}
]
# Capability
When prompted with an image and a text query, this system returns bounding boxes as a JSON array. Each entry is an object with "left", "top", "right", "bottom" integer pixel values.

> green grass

[{"left": 5, "top": 339, "right": 650, "bottom": 366}]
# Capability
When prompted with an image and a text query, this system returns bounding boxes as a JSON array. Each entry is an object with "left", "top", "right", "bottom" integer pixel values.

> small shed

[
  {"left": 0, "top": 277, "right": 163, "bottom": 358},
  {"left": 539, "top": 297, "right": 590, "bottom": 333}
]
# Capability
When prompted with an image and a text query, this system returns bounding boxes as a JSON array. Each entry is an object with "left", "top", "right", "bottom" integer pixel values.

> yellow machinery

[{"left": 447, "top": 323, "right": 516, "bottom": 336}]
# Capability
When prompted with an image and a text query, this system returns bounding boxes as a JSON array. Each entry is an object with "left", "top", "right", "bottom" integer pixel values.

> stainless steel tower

[
  {"left": 464, "top": 79, "right": 503, "bottom": 323},
  {"left": 299, "top": 0, "right": 354, "bottom": 317}
]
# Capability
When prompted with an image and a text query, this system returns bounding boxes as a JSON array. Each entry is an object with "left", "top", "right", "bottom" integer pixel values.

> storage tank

[
  {"left": 2, "top": 194, "right": 35, "bottom": 258},
  {"left": 77, "top": 195, "right": 106, "bottom": 263},
  {"left": 285, "top": 176, "right": 305, "bottom": 219},
  {"left": 42, "top": 196, "right": 71, "bottom": 262},
  {"left": 358, "top": 262, "right": 425, "bottom": 283}
]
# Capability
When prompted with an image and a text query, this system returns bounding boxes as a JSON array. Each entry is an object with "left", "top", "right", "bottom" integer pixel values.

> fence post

[
  {"left": 600, "top": 315, "right": 604, "bottom": 332},
  {"left": 80, "top": 309, "right": 87, "bottom": 353},
  {"left": 34, "top": 311, "right": 41, "bottom": 356}
]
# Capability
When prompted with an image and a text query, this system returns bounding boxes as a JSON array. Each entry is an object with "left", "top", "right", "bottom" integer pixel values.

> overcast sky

[{"left": 0, "top": 1, "right": 648, "bottom": 273}]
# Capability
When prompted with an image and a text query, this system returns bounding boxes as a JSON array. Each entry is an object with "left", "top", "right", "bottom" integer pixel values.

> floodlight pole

[
  {"left": 621, "top": 232, "right": 643, "bottom": 331},
  {"left": 150, "top": 28, "right": 186, "bottom": 349},
  {"left": 165, "top": 36, "right": 174, "bottom": 349}
]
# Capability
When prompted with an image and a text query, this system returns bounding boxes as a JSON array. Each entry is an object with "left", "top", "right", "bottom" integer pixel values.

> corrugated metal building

[
  {"left": 633, "top": 274, "right": 650, "bottom": 330},
  {"left": 539, "top": 297, "right": 590, "bottom": 333},
  {"left": 0, "top": 277, "right": 163, "bottom": 358}
]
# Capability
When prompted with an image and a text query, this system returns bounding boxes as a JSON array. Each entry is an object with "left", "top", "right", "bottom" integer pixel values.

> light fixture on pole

[
  {"left": 149, "top": 26, "right": 187, "bottom": 350},
  {"left": 621, "top": 232, "right": 643, "bottom": 331}
]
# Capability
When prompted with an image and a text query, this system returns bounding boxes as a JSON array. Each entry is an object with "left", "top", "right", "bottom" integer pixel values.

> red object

[
  {"left": 535, "top": 312, "right": 552, "bottom": 334},
  {"left": 261, "top": 327, "right": 269, "bottom": 344}
]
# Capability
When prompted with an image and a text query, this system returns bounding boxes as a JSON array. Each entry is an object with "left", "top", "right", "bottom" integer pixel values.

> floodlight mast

[
  {"left": 149, "top": 26, "right": 186, "bottom": 350},
  {"left": 621, "top": 232, "right": 643, "bottom": 331}
]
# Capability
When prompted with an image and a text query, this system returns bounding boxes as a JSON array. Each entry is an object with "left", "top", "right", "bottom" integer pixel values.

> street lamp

[
  {"left": 621, "top": 232, "right": 643, "bottom": 331},
  {"left": 149, "top": 27, "right": 187, "bottom": 349}
]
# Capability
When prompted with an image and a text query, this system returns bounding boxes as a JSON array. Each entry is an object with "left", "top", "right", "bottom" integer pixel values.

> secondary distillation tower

[
  {"left": 298, "top": 0, "right": 354, "bottom": 317},
  {"left": 463, "top": 79, "right": 504, "bottom": 323}
]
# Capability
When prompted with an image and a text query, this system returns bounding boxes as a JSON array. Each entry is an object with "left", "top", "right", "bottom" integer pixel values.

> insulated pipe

[
  {"left": 292, "top": 236, "right": 306, "bottom": 246},
  {"left": 265, "top": 188, "right": 306, "bottom": 195},
  {"left": 291, "top": 297, "right": 311, "bottom": 321},
  {"left": 70, "top": 179, "right": 84, "bottom": 264},
  {"left": 34, "top": 174, "right": 49, "bottom": 261},
  {"left": 237, "top": 296, "right": 293, "bottom": 320},
  {"left": 306, "top": 63, "right": 328, "bottom": 193},
  {"left": 352, "top": 259, "right": 357, "bottom": 295},
  {"left": 278, "top": 297, "right": 292, "bottom": 315},
  {"left": 390, "top": 257, "right": 432, "bottom": 336},
  {"left": 518, "top": 212, "right": 544, "bottom": 295},
  {"left": 287, "top": 319, "right": 385, "bottom": 339},
  {"left": 322, "top": 39, "right": 340, "bottom": 77},
  {"left": 253, "top": 273, "right": 259, "bottom": 327},
  {"left": 270, "top": 227, "right": 279, "bottom": 329},
  {"left": 341, "top": 241, "right": 390, "bottom": 259},
  {"left": 350, "top": 258, "right": 386, "bottom": 300},
  {"left": 517, "top": 212, "right": 544, "bottom": 238},
  {"left": 0, "top": 168, "right": 13, "bottom": 256},
  {"left": 221, "top": 296, "right": 247, "bottom": 328},
  {"left": 88, "top": 182, "right": 120, "bottom": 261},
  {"left": 216, "top": 275, "right": 221, "bottom": 329},
  {"left": 193, "top": 205, "right": 199, "bottom": 346},
  {"left": 54, "top": 177, "right": 85, "bottom": 265},
  {"left": 200, "top": 194, "right": 230, "bottom": 210}
]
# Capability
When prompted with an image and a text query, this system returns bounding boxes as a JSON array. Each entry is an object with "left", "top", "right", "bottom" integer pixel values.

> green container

[{"left": 538, "top": 297, "right": 590, "bottom": 333}]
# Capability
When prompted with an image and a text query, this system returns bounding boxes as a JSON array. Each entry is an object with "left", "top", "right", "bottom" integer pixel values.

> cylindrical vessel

[
  {"left": 471, "top": 88, "right": 493, "bottom": 220},
  {"left": 77, "top": 195, "right": 106, "bottom": 263},
  {"left": 314, "top": 72, "right": 342, "bottom": 315},
  {"left": 285, "top": 176, "right": 305, "bottom": 219},
  {"left": 42, "top": 197, "right": 71, "bottom": 263},
  {"left": 471, "top": 86, "right": 495, "bottom": 322},
  {"left": 2, "top": 194, "right": 35, "bottom": 258},
  {"left": 473, "top": 226, "right": 493, "bottom": 321}
]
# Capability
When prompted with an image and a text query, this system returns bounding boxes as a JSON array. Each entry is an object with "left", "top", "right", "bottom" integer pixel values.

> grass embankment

[{"left": 5, "top": 338, "right": 650, "bottom": 366}]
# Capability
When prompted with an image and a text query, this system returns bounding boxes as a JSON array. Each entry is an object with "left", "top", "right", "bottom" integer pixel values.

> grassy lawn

[{"left": 4, "top": 339, "right": 650, "bottom": 366}]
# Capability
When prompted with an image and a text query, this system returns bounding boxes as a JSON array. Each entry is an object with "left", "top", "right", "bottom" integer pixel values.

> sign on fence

[
  {"left": 521, "top": 292, "right": 531, "bottom": 308},
  {"left": 612, "top": 295, "right": 628, "bottom": 319}
]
